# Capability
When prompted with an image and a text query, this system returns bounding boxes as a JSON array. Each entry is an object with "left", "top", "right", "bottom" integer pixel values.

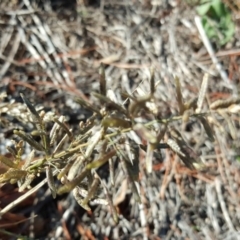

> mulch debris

[{"left": 0, "top": 0, "right": 240, "bottom": 239}]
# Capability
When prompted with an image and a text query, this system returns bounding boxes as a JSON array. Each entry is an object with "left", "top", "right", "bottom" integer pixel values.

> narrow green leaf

[
  {"left": 73, "top": 187, "right": 91, "bottom": 211},
  {"left": 0, "top": 169, "right": 27, "bottom": 183},
  {"left": 46, "top": 166, "right": 57, "bottom": 198},
  {"left": 99, "top": 63, "right": 106, "bottom": 96},
  {"left": 53, "top": 117, "right": 73, "bottom": 140},
  {"left": 20, "top": 93, "right": 41, "bottom": 122},
  {"left": 57, "top": 168, "right": 89, "bottom": 195},
  {"left": 102, "top": 117, "right": 131, "bottom": 129},
  {"left": 199, "top": 117, "right": 215, "bottom": 142},
  {"left": 210, "top": 97, "right": 240, "bottom": 110},
  {"left": 14, "top": 130, "right": 45, "bottom": 152},
  {"left": 0, "top": 155, "right": 18, "bottom": 169},
  {"left": 19, "top": 174, "right": 35, "bottom": 192},
  {"left": 128, "top": 96, "right": 151, "bottom": 117},
  {"left": 86, "top": 150, "right": 116, "bottom": 169},
  {"left": 150, "top": 67, "right": 155, "bottom": 95},
  {"left": 81, "top": 177, "right": 100, "bottom": 206},
  {"left": 93, "top": 92, "right": 128, "bottom": 115}
]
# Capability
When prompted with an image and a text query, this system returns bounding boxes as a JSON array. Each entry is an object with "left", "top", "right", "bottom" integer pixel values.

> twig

[
  {"left": 0, "top": 170, "right": 57, "bottom": 217},
  {"left": 0, "top": 21, "right": 20, "bottom": 79},
  {"left": 159, "top": 151, "right": 175, "bottom": 199},
  {"left": 22, "top": 0, "right": 74, "bottom": 87},
  {"left": 136, "top": 182, "right": 148, "bottom": 240},
  {"left": 206, "top": 184, "right": 221, "bottom": 233},
  {"left": 215, "top": 178, "right": 235, "bottom": 232}
]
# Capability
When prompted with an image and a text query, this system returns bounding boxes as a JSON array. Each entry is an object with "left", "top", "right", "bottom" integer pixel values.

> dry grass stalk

[{"left": 196, "top": 73, "right": 209, "bottom": 113}]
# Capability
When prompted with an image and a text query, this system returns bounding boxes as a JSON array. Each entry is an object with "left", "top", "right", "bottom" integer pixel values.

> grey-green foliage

[{"left": 1, "top": 69, "right": 239, "bottom": 221}]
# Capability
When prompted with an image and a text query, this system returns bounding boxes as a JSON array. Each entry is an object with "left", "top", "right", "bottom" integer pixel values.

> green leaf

[
  {"left": 211, "top": 0, "right": 224, "bottom": 17},
  {"left": 197, "top": 1, "right": 212, "bottom": 15},
  {"left": 197, "top": 0, "right": 234, "bottom": 46}
]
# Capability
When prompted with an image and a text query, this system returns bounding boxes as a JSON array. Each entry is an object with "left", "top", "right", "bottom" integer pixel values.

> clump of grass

[{"left": 0, "top": 68, "right": 238, "bottom": 221}]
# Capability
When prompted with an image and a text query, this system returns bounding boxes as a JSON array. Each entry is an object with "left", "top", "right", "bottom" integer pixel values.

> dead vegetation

[{"left": 0, "top": 0, "right": 240, "bottom": 239}]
